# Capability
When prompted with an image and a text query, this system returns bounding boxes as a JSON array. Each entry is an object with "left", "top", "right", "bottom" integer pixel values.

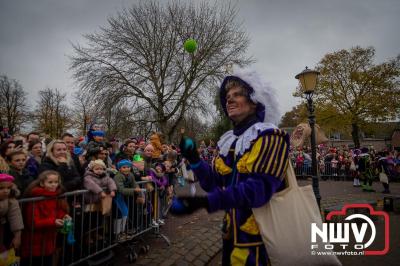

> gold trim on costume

[
  {"left": 240, "top": 214, "right": 260, "bottom": 235},
  {"left": 237, "top": 153, "right": 250, "bottom": 173},
  {"left": 232, "top": 209, "right": 263, "bottom": 247},
  {"left": 230, "top": 247, "right": 250, "bottom": 266},
  {"left": 214, "top": 156, "right": 233, "bottom": 175}
]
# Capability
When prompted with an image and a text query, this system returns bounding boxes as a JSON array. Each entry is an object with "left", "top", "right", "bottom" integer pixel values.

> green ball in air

[{"left": 184, "top": 39, "right": 197, "bottom": 53}]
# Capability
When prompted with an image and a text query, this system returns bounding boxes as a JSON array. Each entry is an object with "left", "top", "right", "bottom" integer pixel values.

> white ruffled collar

[{"left": 217, "top": 122, "right": 277, "bottom": 157}]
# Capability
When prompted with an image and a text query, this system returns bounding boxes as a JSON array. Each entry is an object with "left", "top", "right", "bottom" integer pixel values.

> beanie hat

[
  {"left": 0, "top": 174, "right": 14, "bottom": 183},
  {"left": 133, "top": 154, "right": 144, "bottom": 162},
  {"left": 74, "top": 147, "right": 84, "bottom": 156},
  {"left": 92, "top": 131, "right": 105, "bottom": 137},
  {"left": 89, "top": 159, "right": 106, "bottom": 170},
  {"left": 117, "top": 159, "right": 132, "bottom": 170}
]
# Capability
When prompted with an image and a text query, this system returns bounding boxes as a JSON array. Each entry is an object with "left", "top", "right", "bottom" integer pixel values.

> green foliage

[
  {"left": 314, "top": 104, "right": 352, "bottom": 135},
  {"left": 209, "top": 116, "right": 232, "bottom": 141},
  {"left": 279, "top": 104, "right": 308, "bottom": 127}
]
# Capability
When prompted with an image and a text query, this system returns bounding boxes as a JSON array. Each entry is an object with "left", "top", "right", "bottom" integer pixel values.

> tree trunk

[
  {"left": 351, "top": 123, "right": 360, "bottom": 148},
  {"left": 158, "top": 119, "right": 168, "bottom": 141}
]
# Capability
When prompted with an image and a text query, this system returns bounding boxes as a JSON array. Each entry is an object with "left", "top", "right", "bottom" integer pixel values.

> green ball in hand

[{"left": 184, "top": 39, "right": 197, "bottom": 53}]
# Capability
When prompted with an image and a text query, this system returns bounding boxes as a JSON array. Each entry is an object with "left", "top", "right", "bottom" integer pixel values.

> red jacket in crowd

[{"left": 21, "top": 187, "right": 69, "bottom": 258}]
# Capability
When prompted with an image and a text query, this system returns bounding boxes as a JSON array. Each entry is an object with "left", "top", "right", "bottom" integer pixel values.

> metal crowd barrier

[
  {"left": 292, "top": 161, "right": 354, "bottom": 181},
  {"left": 17, "top": 180, "right": 170, "bottom": 266}
]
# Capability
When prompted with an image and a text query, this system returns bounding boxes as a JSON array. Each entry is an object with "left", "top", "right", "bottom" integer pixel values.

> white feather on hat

[{"left": 220, "top": 68, "right": 280, "bottom": 125}]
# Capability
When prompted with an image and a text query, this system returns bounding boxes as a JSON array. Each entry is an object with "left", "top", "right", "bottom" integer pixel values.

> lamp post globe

[{"left": 295, "top": 66, "right": 320, "bottom": 94}]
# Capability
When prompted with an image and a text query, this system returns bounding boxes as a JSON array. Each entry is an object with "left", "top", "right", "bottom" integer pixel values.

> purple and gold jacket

[{"left": 192, "top": 123, "right": 289, "bottom": 247}]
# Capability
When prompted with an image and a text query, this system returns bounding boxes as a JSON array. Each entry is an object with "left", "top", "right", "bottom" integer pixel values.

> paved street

[
  {"left": 115, "top": 180, "right": 400, "bottom": 266},
  {"left": 114, "top": 183, "right": 224, "bottom": 266}
]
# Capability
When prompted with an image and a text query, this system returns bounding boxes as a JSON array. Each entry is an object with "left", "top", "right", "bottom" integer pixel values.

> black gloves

[
  {"left": 179, "top": 136, "right": 200, "bottom": 164},
  {"left": 169, "top": 196, "right": 209, "bottom": 215}
]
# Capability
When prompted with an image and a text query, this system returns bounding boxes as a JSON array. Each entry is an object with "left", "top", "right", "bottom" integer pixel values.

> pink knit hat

[{"left": 0, "top": 174, "right": 14, "bottom": 183}]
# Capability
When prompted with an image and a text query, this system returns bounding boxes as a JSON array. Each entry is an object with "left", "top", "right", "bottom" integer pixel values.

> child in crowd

[
  {"left": 86, "top": 131, "right": 106, "bottom": 155},
  {"left": 0, "top": 174, "right": 23, "bottom": 253},
  {"left": 7, "top": 149, "right": 33, "bottom": 195},
  {"left": 85, "top": 123, "right": 102, "bottom": 144},
  {"left": 132, "top": 155, "right": 148, "bottom": 182},
  {"left": 132, "top": 154, "right": 154, "bottom": 210},
  {"left": 26, "top": 140, "right": 43, "bottom": 179},
  {"left": 164, "top": 160, "right": 178, "bottom": 204},
  {"left": 113, "top": 160, "right": 145, "bottom": 239},
  {"left": 181, "top": 159, "right": 196, "bottom": 196},
  {"left": 131, "top": 155, "right": 155, "bottom": 229},
  {"left": 132, "top": 154, "right": 153, "bottom": 187},
  {"left": 135, "top": 139, "right": 146, "bottom": 157},
  {"left": 21, "top": 170, "right": 70, "bottom": 266},
  {"left": 84, "top": 159, "right": 117, "bottom": 204},
  {"left": 149, "top": 163, "right": 168, "bottom": 225},
  {"left": 86, "top": 130, "right": 105, "bottom": 153},
  {"left": 83, "top": 159, "right": 117, "bottom": 244}
]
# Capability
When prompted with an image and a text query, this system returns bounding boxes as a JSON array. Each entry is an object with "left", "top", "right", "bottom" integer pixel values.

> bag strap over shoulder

[{"left": 285, "top": 163, "right": 299, "bottom": 189}]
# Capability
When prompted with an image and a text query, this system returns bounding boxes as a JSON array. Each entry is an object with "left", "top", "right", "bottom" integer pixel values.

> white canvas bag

[
  {"left": 252, "top": 163, "right": 341, "bottom": 266},
  {"left": 379, "top": 166, "right": 389, "bottom": 184}
]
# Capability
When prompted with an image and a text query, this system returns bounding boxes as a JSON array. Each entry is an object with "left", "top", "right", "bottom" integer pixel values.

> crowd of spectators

[
  {"left": 0, "top": 125, "right": 217, "bottom": 265},
  {"left": 290, "top": 145, "right": 400, "bottom": 192}
]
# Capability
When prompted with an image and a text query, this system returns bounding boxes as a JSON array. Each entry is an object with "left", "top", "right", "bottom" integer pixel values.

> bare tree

[
  {"left": 71, "top": 90, "right": 97, "bottom": 136},
  {"left": 101, "top": 100, "right": 135, "bottom": 139},
  {"left": 72, "top": 89, "right": 157, "bottom": 140},
  {"left": 0, "top": 75, "right": 29, "bottom": 135},
  {"left": 70, "top": 0, "right": 251, "bottom": 140},
  {"left": 33, "top": 88, "right": 70, "bottom": 138}
]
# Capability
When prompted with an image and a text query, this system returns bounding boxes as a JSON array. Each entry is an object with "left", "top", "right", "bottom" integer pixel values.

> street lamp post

[{"left": 295, "top": 67, "right": 321, "bottom": 208}]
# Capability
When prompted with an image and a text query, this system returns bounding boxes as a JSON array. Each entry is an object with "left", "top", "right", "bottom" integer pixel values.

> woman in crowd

[
  {"left": 143, "top": 144, "right": 156, "bottom": 172},
  {"left": 0, "top": 141, "right": 15, "bottom": 173},
  {"left": 39, "top": 140, "right": 81, "bottom": 192}
]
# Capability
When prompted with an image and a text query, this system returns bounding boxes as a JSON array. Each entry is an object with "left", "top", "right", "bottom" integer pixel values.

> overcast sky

[{"left": 1, "top": 0, "right": 399, "bottom": 120}]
